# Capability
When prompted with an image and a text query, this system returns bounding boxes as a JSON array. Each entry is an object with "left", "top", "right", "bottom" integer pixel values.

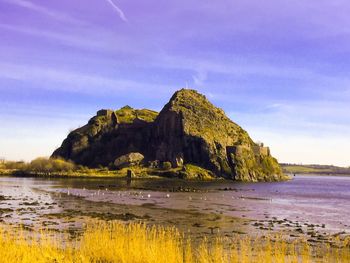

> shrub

[
  {"left": 26, "top": 157, "right": 76, "bottom": 175},
  {"left": 162, "top": 161, "right": 172, "bottom": 170},
  {"left": 2, "top": 161, "right": 27, "bottom": 170}
]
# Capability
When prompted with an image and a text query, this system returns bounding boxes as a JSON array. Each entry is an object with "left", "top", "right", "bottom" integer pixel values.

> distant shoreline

[
  {"left": 281, "top": 163, "right": 350, "bottom": 176},
  {"left": 292, "top": 173, "right": 350, "bottom": 177}
]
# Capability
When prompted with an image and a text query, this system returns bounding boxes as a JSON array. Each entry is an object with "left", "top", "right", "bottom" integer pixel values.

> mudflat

[{"left": 0, "top": 174, "right": 349, "bottom": 245}]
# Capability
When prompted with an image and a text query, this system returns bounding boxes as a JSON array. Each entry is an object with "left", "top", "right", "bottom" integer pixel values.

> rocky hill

[{"left": 52, "top": 89, "right": 286, "bottom": 182}]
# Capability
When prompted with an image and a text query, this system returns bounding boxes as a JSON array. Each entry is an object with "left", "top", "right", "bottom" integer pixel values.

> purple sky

[{"left": 0, "top": 0, "right": 350, "bottom": 166}]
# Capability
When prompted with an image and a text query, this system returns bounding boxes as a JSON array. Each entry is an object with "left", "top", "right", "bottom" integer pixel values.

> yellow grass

[{"left": 0, "top": 221, "right": 349, "bottom": 263}]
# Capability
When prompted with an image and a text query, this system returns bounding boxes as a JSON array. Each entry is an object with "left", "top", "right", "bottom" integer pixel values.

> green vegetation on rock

[
  {"left": 180, "top": 164, "right": 215, "bottom": 180},
  {"left": 165, "top": 89, "right": 251, "bottom": 145},
  {"left": 115, "top": 106, "right": 158, "bottom": 123},
  {"left": 233, "top": 147, "right": 285, "bottom": 182},
  {"left": 151, "top": 89, "right": 286, "bottom": 181},
  {"left": 52, "top": 89, "right": 285, "bottom": 182}
]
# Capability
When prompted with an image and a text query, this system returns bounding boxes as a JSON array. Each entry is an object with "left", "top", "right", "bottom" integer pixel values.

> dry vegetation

[
  {"left": 0, "top": 157, "right": 122, "bottom": 177},
  {"left": 0, "top": 158, "right": 76, "bottom": 174},
  {"left": 0, "top": 221, "right": 349, "bottom": 263}
]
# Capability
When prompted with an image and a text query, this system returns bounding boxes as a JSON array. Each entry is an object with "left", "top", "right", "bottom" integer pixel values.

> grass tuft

[{"left": 0, "top": 221, "right": 349, "bottom": 262}]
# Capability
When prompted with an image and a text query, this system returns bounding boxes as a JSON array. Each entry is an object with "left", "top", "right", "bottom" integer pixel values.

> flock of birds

[{"left": 65, "top": 188, "right": 174, "bottom": 200}]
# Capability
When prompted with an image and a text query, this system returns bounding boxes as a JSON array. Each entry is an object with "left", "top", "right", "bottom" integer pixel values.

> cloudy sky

[{"left": 1, "top": 0, "right": 350, "bottom": 166}]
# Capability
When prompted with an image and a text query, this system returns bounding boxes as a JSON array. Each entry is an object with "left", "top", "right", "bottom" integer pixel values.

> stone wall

[
  {"left": 252, "top": 145, "right": 270, "bottom": 156},
  {"left": 97, "top": 109, "right": 113, "bottom": 116}
]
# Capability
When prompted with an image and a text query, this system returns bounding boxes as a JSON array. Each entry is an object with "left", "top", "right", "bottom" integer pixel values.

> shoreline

[
  {"left": 1, "top": 185, "right": 348, "bottom": 245},
  {"left": 1, "top": 173, "right": 350, "bottom": 262},
  {"left": 287, "top": 172, "right": 350, "bottom": 177},
  {"left": 0, "top": 168, "right": 291, "bottom": 182},
  {"left": 1, "top": 175, "right": 348, "bottom": 242}
]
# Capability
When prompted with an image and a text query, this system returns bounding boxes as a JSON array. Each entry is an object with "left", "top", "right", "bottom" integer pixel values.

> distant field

[{"left": 281, "top": 163, "right": 350, "bottom": 175}]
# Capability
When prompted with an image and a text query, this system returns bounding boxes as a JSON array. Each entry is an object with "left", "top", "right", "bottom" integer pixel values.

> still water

[{"left": 0, "top": 175, "right": 349, "bottom": 236}]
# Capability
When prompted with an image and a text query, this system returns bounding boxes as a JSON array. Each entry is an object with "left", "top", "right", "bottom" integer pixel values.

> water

[{"left": 0, "top": 175, "right": 349, "bottom": 236}]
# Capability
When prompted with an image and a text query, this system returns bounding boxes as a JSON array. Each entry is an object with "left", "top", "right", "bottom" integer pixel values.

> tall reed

[{"left": 0, "top": 222, "right": 349, "bottom": 262}]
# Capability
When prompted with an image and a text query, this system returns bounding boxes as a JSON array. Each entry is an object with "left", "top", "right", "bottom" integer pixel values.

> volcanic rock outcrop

[{"left": 52, "top": 89, "right": 285, "bottom": 181}]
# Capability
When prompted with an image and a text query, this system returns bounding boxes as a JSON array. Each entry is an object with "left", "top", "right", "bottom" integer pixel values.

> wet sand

[{"left": 0, "top": 175, "right": 349, "bottom": 244}]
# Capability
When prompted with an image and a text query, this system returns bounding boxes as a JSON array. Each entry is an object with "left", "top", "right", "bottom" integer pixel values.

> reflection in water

[
  {"left": 0, "top": 175, "right": 350, "bottom": 237},
  {"left": 126, "top": 177, "right": 131, "bottom": 187}
]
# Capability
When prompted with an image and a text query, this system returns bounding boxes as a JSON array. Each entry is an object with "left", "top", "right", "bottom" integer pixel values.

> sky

[{"left": 0, "top": 0, "right": 350, "bottom": 166}]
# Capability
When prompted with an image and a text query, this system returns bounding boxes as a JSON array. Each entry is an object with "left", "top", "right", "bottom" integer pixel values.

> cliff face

[
  {"left": 52, "top": 89, "right": 285, "bottom": 181},
  {"left": 52, "top": 107, "right": 157, "bottom": 167}
]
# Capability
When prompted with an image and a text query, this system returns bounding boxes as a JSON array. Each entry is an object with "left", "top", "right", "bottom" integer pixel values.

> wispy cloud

[
  {"left": 105, "top": 0, "right": 128, "bottom": 22},
  {"left": 0, "top": 23, "right": 137, "bottom": 54},
  {"left": 2, "top": 0, "right": 85, "bottom": 25},
  {"left": 151, "top": 53, "right": 350, "bottom": 101},
  {"left": 0, "top": 62, "right": 172, "bottom": 96},
  {"left": 192, "top": 69, "right": 207, "bottom": 86},
  {"left": 229, "top": 100, "right": 350, "bottom": 136}
]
